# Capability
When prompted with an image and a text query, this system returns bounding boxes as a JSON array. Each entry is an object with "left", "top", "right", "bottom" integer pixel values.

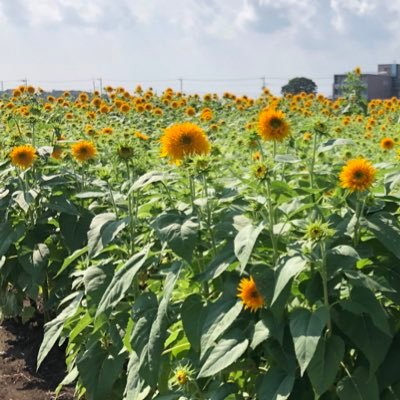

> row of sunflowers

[{"left": 1, "top": 69, "right": 400, "bottom": 399}]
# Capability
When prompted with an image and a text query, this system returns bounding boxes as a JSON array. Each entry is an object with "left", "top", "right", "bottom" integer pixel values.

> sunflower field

[{"left": 1, "top": 69, "right": 400, "bottom": 400}]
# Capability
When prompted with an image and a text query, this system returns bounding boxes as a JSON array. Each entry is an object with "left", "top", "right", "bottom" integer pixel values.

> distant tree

[{"left": 281, "top": 77, "right": 317, "bottom": 95}]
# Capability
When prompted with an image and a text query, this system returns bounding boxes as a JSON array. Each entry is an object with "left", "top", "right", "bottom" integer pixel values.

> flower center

[
  {"left": 181, "top": 134, "right": 192, "bottom": 145},
  {"left": 270, "top": 117, "right": 282, "bottom": 128},
  {"left": 353, "top": 171, "right": 365, "bottom": 180}
]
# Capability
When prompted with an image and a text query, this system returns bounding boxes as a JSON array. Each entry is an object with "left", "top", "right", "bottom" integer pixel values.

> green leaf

[
  {"left": 84, "top": 263, "right": 113, "bottom": 316},
  {"left": 96, "top": 246, "right": 150, "bottom": 317},
  {"left": 342, "top": 286, "right": 391, "bottom": 336},
  {"left": 250, "top": 319, "right": 270, "bottom": 350},
  {"left": 130, "top": 171, "right": 168, "bottom": 192},
  {"left": 200, "top": 297, "right": 243, "bottom": 360},
  {"left": 77, "top": 340, "right": 126, "bottom": 400},
  {"left": 146, "top": 263, "right": 182, "bottom": 386},
  {"left": 272, "top": 256, "right": 307, "bottom": 305},
  {"left": 333, "top": 309, "right": 391, "bottom": 375},
  {"left": 257, "top": 367, "right": 295, "bottom": 400},
  {"left": 0, "top": 221, "right": 24, "bottom": 258},
  {"left": 378, "top": 333, "right": 400, "bottom": 391},
  {"left": 307, "top": 335, "right": 345, "bottom": 396},
  {"left": 363, "top": 213, "right": 400, "bottom": 259},
  {"left": 87, "top": 213, "right": 128, "bottom": 258},
  {"left": 152, "top": 211, "right": 199, "bottom": 262},
  {"left": 124, "top": 352, "right": 148, "bottom": 400},
  {"left": 336, "top": 366, "right": 379, "bottom": 400},
  {"left": 274, "top": 154, "right": 301, "bottom": 163},
  {"left": 198, "top": 329, "right": 249, "bottom": 378},
  {"left": 181, "top": 294, "right": 204, "bottom": 352},
  {"left": 326, "top": 245, "right": 360, "bottom": 278},
  {"left": 47, "top": 195, "right": 79, "bottom": 215},
  {"left": 234, "top": 221, "right": 265, "bottom": 273},
  {"left": 198, "top": 242, "right": 236, "bottom": 281},
  {"left": 55, "top": 246, "right": 88, "bottom": 278},
  {"left": 318, "top": 138, "right": 354, "bottom": 153},
  {"left": 289, "top": 306, "right": 328, "bottom": 376},
  {"left": 37, "top": 291, "right": 83, "bottom": 369}
]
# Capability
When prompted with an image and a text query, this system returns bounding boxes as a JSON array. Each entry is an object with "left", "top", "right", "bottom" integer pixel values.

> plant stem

[
  {"left": 202, "top": 173, "right": 216, "bottom": 257},
  {"left": 309, "top": 132, "right": 319, "bottom": 191},
  {"left": 126, "top": 161, "right": 136, "bottom": 256},
  {"left": 353, "top": 193, "right": 365, "bottom": 247},
  {"left": 320, "top": 241, "right": 332, "bottom": 337},
  {"left": 265, "top": 179, "right": 278, "bottom": 264}
]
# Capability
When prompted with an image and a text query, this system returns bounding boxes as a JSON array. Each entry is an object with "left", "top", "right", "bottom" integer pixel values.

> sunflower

[
  {"left": 71, "top": 141, "right": 97, "bottom": 162},
  {"left": 10, "top": 144, "right": 37, "bottom": 169},
  {"left": 237, "top": 276, "right": 265, "bottom": 312},
  {"left": 380, "top": 137, "right": 395, "bottom": 150},
  {"left": 339, "top": 158, "right": 376, "bottom": 192},
  {"left": 258, "top": 108, "right": 290, "bottom": 141},
  {"left": 160, "top": 122, "right": 210, "bottom": 165}
]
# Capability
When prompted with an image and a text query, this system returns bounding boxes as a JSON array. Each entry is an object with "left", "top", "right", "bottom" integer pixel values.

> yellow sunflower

[
  {"left": 258, "top": 108, "right": 290, "bottom": 141},
  {"left": 160, "top": 122, "right": 210, "bottom": 165},
  {"left": 237, "top": 276, "right": 265, "bottom": 312},
  {"left": 380, "top": 137, "right": 395, "bottom": 150},
  {"left": 71, "top": 140, "right": 97, "bottom": 163},
  {"left": 339, "top": 158, "right": 376, "bottom": 192},
  {"left": 10, "top": 144, "right": 37, "bottom": 169}
]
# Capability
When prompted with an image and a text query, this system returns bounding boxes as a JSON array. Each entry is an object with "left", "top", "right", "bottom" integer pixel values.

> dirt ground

[{"left": 0, "top": 318, "right": 76, "bottom": 400}]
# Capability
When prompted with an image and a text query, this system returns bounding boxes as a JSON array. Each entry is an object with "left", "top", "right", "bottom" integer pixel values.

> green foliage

[{"left": 281, "top": 77, "right": 317, "bottom": 95}]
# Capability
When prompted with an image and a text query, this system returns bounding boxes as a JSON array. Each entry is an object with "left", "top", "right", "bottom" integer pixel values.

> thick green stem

[
  {"left": 202, "top": 173, "right": 216, "bottom": 257},
  {"left": 309, "top": 132, "right": 319, "bottom": 190},
  {"left": 353, "top": 193, "right": 365, "bottom": 247},
  {"left": 320, "top": 241, "right": 332, "bottom": 337},
  {"left": 42, "top": 274, "right": 50, "bottom": 323},
  {"left": 265, "top": 179, "right": 278, "bottom": 264},
  {"left": 126, "top": 161, "right": 136, "bottom": 256}
]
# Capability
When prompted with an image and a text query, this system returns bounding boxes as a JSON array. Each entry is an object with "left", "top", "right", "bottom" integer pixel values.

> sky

[{"left": 0, "top": 0, "right": 400, "bottom": 97}]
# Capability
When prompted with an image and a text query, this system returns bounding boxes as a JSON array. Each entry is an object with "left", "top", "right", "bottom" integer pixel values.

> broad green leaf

[
  {"left": 308, "top": 335, "right": 345, "bottom": 396},
  {"left": 342, "top": 286, "right": 391, "bottom": 336},
  {"left": 257, "top": 367, "right": 295, "bottom": 400},
  {"left": 124, "top": 352, "right": 148, "bottom": 400},
  {"left": 153, "top": 211, "right": 199, "bottom": 262},
  {"left": 289, "top": 306, "right": 328, "bottom": 376},
  {"left": 200, "top": 297, "right": 243, "bottom": 360},
  {"left": 363, "top": 213, "right": 400, "bottom": 259},
  {"left": 96, "top": 246, "right": 150, "bottom": 317},
  {"left": 59, "top": 212, "right": 92, "bottom": 252},
  {"left": 130, "top": 171, "right": 167, "bottom": 192},
  {"left": 234, "top": 221, "right": 265, "bottom": 273},
  {"left": 47, "top": 195, "right": 79, "bottom": 215},
  {"left": 146, "top": 263, "right": 182, "bottom": 386},
  {"left": 326, "top": 245, "right": 360, "bottom": 278},
  {"left": 37, "top": 291, "right": 83, "bottom": 369},
  {"left": 274, "top": 154, "right": 301, "bottom": 163},
  {"left": 378, "top": 333, "right": 400, "bottom": 392},
  {"left": 55, "top": 246, "right": 88, "bottom": 278},
  {"left": 198, "top": 329, "right": 249, "bottom": 378},
  {"left": 333, "top": 310, "right": 391, "bottom": 375},
  {"left": 0, "top": 221, "right": 24, "bottom": 258},
  {"left": 337, "top": 366, "right": 379, "bottom": 400},
  {"left": 318, "top": 138, "right": 354, "bottom": 153},
  {"left": 272, "top": 256, "right": 307, "bottom": 305},
  {"left": 87, "top": 213, "right": 128, "bottom": 258},
  {"left": 181, "top": 294, "right": 204, "bottom": 352},
  {"left": 77, "top": 340, "right": 126, "bottom": 400},
  {"left": 198, "top": 242, "right": 237, "bottom": 281},
  {"left": 250, "top": 319, "right": 270, "bottom": 350}
]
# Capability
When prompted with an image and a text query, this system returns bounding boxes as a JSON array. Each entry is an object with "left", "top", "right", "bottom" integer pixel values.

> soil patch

[{"left": 0, "top": 318, "right": 75, "bottom": 400}]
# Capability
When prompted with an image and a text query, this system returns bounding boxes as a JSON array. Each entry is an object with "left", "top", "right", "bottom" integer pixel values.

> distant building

[{"left": 333, "top": 64, "right": 400, "bottom": 100}]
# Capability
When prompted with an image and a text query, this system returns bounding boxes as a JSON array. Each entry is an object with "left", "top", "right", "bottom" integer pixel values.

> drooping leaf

[
  {"left": 336, "top": 366, "right": 379, "bottom": 400},
  {"left": 87, "top": 213, "right": 128, "bottom": 258},
  {"left": 289, "top": 306, "right": 329, "bottom": 376},
  {"left": 257, "top": 366, "right": 295, "bottom": 400},
  {"left": 234, "top": 221, "right": 265, "bottom": 273},
  {"left": 96, "top": 246, "right": 150, "bottom": 317},
  {"left": 307, "top": 335, "right": 345, "bottom": 396},
  {"left": 152, "top": 211, "right": 199, "bottom": 262},
  {"left": 198, "top": 329, "right": 249, "bottom": 378}
]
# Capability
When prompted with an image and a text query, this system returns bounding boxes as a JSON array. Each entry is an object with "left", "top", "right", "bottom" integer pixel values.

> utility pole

[
  {"left": 98, "top": 78, "right": 103, "bottom": 96},
  {"left": 92, "top": 79, "right": 96, "bottom": 93},
  {"left": 261, "top": 76, "right": 266, "bottom": 90},
  {"left": 179, "top": 78, "right": 183, "bottom": 93},
  {"left": 0, "top": 81, "right": 3, "bottom": 93},
  {"left": 22, "top": 78, "right": 28, "bottom": 87}
]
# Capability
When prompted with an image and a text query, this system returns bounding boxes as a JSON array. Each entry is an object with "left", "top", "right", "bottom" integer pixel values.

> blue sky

[{"left": 0, "top": 0, "right": 399, "bottom": 96}]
